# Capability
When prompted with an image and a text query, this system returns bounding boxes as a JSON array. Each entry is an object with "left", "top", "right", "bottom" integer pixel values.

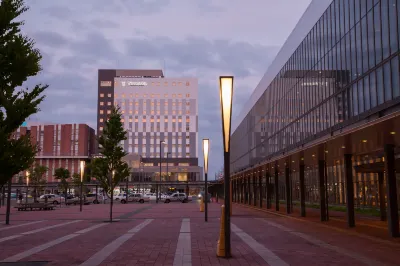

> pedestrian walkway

[{"left": 0, "top": 201, "right": 398, "bottom": 265}]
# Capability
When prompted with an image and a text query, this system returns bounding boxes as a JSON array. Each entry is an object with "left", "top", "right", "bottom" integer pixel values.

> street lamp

[
  {"left": 80, "top": 160, "right": 85, "bottom": 212},
  {"left": 157, "top": 140, "right": 165, "bottom": 203},
  {"left": 219, "top": 76, "right": 233, "bottom": 258},
  {"left": 203, "top": 139, "right": 210, "bottom": 222},
  {"left": 166, "top": 152, "right": 171, "bottom": 181},
  {"left": 26, "top": 171, "right": 30, "bottom": 204}
]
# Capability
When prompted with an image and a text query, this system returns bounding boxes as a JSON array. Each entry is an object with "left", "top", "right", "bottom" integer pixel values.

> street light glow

[
  {"left": 219, "top": 76, "right": 233, "bottom": 153},
  {"left": 80, "top": 160, "right": 85, "bottom": 182},
  {"left": 26, "top": 170, "right": 30, "bottom": 186},
  {"left": 203, "top": 139, "right": 210, "bottom": 174}
]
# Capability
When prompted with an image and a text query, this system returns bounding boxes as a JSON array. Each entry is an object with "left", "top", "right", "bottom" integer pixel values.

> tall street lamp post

[
  {"left": 203, "top": 139, "right": 210, "bottom": 222},
  {"left": 80, "top": 160, "right": 85, "bottom": 212},
  {"left": 219, "top": 76, "right": 234, "bottom": 258},
  {"left": 157, "top": 140, "right": 165, "bottom": 203},
  {"left": 26, "top": 171, "right": 30, "bottom": 204}
]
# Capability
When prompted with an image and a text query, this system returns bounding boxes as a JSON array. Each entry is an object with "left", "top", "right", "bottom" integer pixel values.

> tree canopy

[{"left": 0, "top": 0, "right": 48, "bottom": 188}]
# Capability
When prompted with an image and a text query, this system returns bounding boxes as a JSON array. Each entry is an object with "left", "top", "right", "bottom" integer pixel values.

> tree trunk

[
  {"left": 6, "top": 181, "right": 12, "bottom": 224},
  {"left": 109, "top": 188, "right": 114, "bottom": 222}
]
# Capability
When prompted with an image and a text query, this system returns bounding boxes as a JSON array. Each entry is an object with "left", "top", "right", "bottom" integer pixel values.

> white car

[
  {"left": 113, "top": 193, "right": 127, "bottom": 201},
  {"left": 38, "top": 194, "right": 65, "bottom": 205},
  {"left": 164, "top": 193, "right": 191, "bottom": 203},
  {"left": 120, "top": 194, "right": 150, "bottom": 204},
  {"left": 144, "top": 193, "right": 157, "bottom": 200}
]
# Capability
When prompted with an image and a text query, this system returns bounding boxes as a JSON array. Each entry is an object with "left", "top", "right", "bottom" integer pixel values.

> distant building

[
  {"left": 13, "top": 123, "right": 96, "bottom": 183},
  {"left": 97, "top": 69, "right": 202, "bottom": 183}
]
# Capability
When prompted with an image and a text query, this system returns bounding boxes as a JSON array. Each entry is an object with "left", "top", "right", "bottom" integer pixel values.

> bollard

[
  {"left": 217, "top": 205, "right": 229, "bottom": 257},
  {"left": 200, "top": 200, "right": 204, "bottom": 212}
]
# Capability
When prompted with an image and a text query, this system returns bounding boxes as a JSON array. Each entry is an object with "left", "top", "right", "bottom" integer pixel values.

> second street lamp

[
  {"left": 203, "top": 139, "right": 210, "bottom": 222},
  {"left": 219, "top": 76, "right": 234, "bottom": 258},
  {"left": 157, "top": 140, "right": 166, "bottom": 203},
  {"left": 80, "top": 160, "right": 85, "bottom": 212},
  {"left": 26, "top": 171, "right": 30, "bottom": 204}
]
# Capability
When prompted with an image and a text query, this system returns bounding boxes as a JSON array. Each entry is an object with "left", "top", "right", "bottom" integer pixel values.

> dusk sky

[{"left": 21, "top": 0, "right": 312, "bottom": 178}]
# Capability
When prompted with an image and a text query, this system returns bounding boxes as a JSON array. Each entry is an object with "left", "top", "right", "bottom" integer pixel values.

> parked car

[
  {"left": 38, "top": 194, "right": 65, "bottom": 205},
  {"left": 65, "top": 195, "right": 79, "bottom": 205},
  {"left": 113, "top": 193, "right": 126, "bottom": 201},
  {"left": 120, "top": 193, "right": 150, "bottom": 204},
  {"left": 86, "top": 193, "right": 103, "bottom": 204},
  {"left": 164, "top": 193, "right": 191, "bottom": 203},
  {"left": 144, "top": 193, "right": 157, "bottom": 201}
]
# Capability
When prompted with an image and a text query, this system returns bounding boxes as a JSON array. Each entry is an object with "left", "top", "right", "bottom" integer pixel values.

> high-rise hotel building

[{"left": 97, "top": 69, "right": 202, "bottom": 182}]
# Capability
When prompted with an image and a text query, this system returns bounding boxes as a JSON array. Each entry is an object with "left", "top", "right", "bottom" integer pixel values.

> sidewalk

[{"left": 0, "top": 201, "right": 398, "bottom": 265}]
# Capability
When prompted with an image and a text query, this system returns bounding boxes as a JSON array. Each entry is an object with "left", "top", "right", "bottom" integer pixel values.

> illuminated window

[
  {"left": 172, "top": 102, "right": 176, "bottom": 106},
  {"left": 114, "top": 94, "right": 118, "bottom": 98},
  {"left": 186, "top": 82, "right": 190, "bottom": 86},
  {"left": 122, "top": 94, "right": 125, "bottom": 98},
  {"left": 121, "top": 119, "right": 125, "bottom": 122},
  {"left": 178, "top": 118, "right": 182, "bottom": 122},
  {"left": 178, "top": 82, "right": 182, "bottom": 86},
  {"left": 151, "top": 94, "right": 154, "bottom": 98},
  {"left": 121, "top": 110, "right": 125, "bottom": 114},
  {"left": 172, "top": 82, "right": 176, "bottom": 86},
  {"left": 178, "top": 111, "right": 182, "bottom": 115},
  {"left": 135, "top": 118, "right": 138, "bottom": 122},
  {"left": 151, "top": 111, "right": 155, "bottom": 115},
  {"left": 107, "top": 93, "right": 112, "bottom": 97},
  {"left": 186, "top": 94, "right": 190, "bottom": 97},
  {"left": 129, "top": 110, "right": 133, "bottom": 114},
  {"left": 186, "top": 102, "right": 190, "bottom": 105},
  {"left": 99, "top": 127, "right": 103, "bottom": 131},
  {"left": 107, "top": 102, "right": 111, "bottom": 106},
  {"left": 100, "top": 93, "right": 104, "bottom": 98},
  {"left": 143, "top": 111, "right": 147, "bottom": 115},
  {"left": 186, "top": 111, "right": 190, "bottom": 114},
  {"left": 157, "top": 111, "right": 160, "bottom": 115},
  {"left": 178, "top": 94, "right": 182, "bottom": 98},
  {"left": 135, "top": 111, "right": 139, "bottom": 114},
  {"left": 143, "top": 118, "right": 147, "bottom": 122},
  {"left": 130, "top": 94, "right": 133, "bottom": 98},
  {"left": 107, "top": 110, "right": 111, "bottom": 114},
  {"left": 172, "top": 94, "right": 176, "bottom": 97},
  {"left": 164, "top": 102, "right": 168, "bottom": 106},
  {"left": 151, "top": 102, "right": 154, "bottom": 106},
  {"left": 172, "top": 111, "right": 176, "bottom": 115},
  {"left": 135, "top": 102, "right": 139, "bottom": 106},
  {"left": 164, "top": 82, "right": 168, "bottom": 86},
  {"left": 164, "top": 94, "right": 168, "bottom": 98},
  {"left": 144, "top": 94, "right": 147, "bottom": 98},
  {"left": 100, "top": 110, "right": 104, "bottom": 114},
  {"left": 172, "top": 119, "right": 176, "bottom": 122},
  {"left": 186, "top": 153, "right": 190, "bottom": 157},
  {"left": 150, "top": 118, "right": 154, "bottom": 122},
  {"left": 157, "top": 82, "right": 160, "bottom": 86},
  {"left": 100, "top": 102, "right": 104, "bottom": 106},
  {"left": 129, "top": 118, "right": 132, "bottom": 122},
  {"left": 135, "top": 94, "right": 139, "bottom": 97},
  {"left": 130, "top": 102, "right": 133, "bottom": 106}
]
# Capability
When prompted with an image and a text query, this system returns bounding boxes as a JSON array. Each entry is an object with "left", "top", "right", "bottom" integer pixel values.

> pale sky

[{"left": 22, "top": 0, "right": 312, "bottom": 178}]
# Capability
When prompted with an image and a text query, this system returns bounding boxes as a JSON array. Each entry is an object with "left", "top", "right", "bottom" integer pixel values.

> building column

[
  {"left": 378, "top": 172, "right": 386, "bottom": 221},
  {"left": 253, "top": 173, "right": 257, "bottom": 207},
  {"left": 285, "top": 167, "right": 291, "bottom": 214},
  {"left": 299, "top": 163, "right": 306, "bottom": 217},
  {"left": 241, "top": 177, "right": 244, "bottom": 204},
  {"left": 247, "top": 175, "right": 251, "bottom": 205},
  {"left": 319, "top": 160, "right": 327, "bottom": 221},
  {"left": 344, "top": 154, "right": 355, "bottom": 227},
  {"left": 384, "top": 144, "right": 399, "bottom": 237},
  {"left": 266, "top": 171, "right": 271, "bottom": 209},
  {"left": 275, "top": 168, "right": 279, "bottom": 211},
  {"left": 259, "top": 172, "right": 263, "bottom": 208}
]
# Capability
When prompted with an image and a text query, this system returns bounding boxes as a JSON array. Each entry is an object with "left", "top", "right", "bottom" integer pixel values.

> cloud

[{"left": 20, "top": 0, "right": 312, "bottom": 178}]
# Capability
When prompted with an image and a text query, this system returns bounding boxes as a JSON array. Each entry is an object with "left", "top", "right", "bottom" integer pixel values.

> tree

[
  {"left": 28, "top": 164, "right": 48, "bottom": 202},
  {"left": 0, "top": 0, "right": 48, "bottom": 189},
  {"left": 54, "top": 168, "right": 70, "bottom": 202},
  {"left": 90, "top": 107, "right": 130, "bottom": 222}
]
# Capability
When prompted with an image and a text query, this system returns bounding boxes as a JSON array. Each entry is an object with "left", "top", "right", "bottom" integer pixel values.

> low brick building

[{"left": 13, "top": 123, "right": 96, "bottom": 183}]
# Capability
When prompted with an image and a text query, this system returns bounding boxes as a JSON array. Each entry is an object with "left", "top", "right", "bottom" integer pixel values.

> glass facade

[
  {"left": 231, "top": 0, "right": 400, "bottom": 172},
  {"left": 230, "top": 0, "right": 400, "bottom": 210}
]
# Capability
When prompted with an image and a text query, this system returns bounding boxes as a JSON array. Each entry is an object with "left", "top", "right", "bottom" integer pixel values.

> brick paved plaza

[{"left": 0, "top": 201, "right": 399, "bottom": 266}]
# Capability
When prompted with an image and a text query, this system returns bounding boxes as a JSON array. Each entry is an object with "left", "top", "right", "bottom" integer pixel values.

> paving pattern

[{"left": 0, "top": 200, "right": 398, "bottom": 265}]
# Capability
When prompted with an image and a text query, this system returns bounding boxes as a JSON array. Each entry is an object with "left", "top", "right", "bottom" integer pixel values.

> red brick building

[{"left": 13, "top": 123, "right": 96, "bottom": 183}]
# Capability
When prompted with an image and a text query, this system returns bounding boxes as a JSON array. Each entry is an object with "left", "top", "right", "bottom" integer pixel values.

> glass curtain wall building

[{"left": 231, "top": 0, "right": 400, "bottom": 213}]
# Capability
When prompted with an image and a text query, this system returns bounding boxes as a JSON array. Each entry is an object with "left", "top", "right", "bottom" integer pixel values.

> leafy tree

[
  {"left": 54, "top": 168, "right": 70, "bottom": 201},
  {"left": 0, "top": 0, "right": 48, "bottom": 189},
  {"left": 90, "top": 107, "right": 130, "bottom": 222},
  {"left": 71, "top": 172, "right": 89, "bottom": 196},
  {"left": 28, "top": 164, "right": 48, "bottom": 202}
]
